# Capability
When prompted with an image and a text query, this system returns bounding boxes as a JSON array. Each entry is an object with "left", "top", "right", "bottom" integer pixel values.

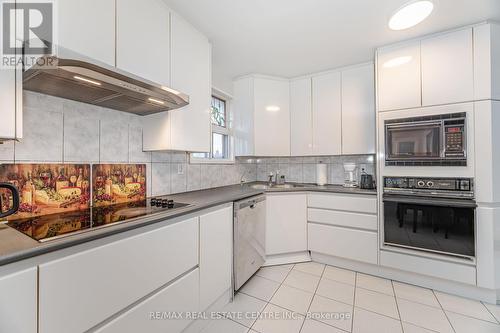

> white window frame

[{"left": 190, "top": 88, "right": 235, "bottom": 164}]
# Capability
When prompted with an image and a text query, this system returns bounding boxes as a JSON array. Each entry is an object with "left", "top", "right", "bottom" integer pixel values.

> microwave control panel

[{"left": 444, "top": 121, "right": 465, "bottom": 157}]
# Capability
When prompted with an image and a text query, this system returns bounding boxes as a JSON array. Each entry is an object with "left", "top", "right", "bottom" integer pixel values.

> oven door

[
  {"left": 383, "top": 194, "right": 476, "bottom": 259},
  {"left": 386, "top": 121, "right": 442, "bottom": 161}
]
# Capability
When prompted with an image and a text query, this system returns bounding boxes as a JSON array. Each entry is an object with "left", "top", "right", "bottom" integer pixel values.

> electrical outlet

[{"left": 177, "top": 164, "right": 184, "bottom": 175}]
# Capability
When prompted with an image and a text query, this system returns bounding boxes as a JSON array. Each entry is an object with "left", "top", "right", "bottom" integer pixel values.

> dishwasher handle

[{"left": 235, "top": 195, "right": 265, "bottom": 210}]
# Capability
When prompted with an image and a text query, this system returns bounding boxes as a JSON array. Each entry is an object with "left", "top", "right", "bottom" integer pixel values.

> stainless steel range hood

[{"left": 23, "top": 48, "right": 189, "bottom": 116}]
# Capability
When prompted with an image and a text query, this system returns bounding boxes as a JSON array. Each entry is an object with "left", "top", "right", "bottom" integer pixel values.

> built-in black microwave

[{"left": 385, "top": 113, "right": 466, "bottom": 166}]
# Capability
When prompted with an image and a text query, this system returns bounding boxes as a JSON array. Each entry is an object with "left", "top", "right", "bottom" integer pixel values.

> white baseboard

[
  {"left": 311, "top": 252, "right": 498, "bottom": 304},
  {"left": 264, "top": 251, "right": 311, "bottom": 266}
]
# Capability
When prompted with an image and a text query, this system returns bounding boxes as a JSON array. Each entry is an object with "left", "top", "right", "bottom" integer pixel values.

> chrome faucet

[
  {"left": 268, "top": 173, "right": 274, "bottom": 187},
  {"left": 240, "top": 170, "right": 247, "bottom": 186}
]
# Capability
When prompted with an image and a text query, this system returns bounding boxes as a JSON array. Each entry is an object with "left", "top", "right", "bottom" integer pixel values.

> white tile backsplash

[{"left": 2, "top": 92, "right": 375, "bottom": 197}]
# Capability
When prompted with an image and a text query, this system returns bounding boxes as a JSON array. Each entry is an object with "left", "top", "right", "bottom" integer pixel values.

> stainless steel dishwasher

[{"left": 233, "top": 195, "right": 266, "bottom": 291}]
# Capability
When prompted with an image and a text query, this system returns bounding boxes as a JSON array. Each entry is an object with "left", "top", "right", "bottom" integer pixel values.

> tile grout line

[
  {"left": 298, "top": 263, "right": 326, "bottom": 333},
  {"left": 432, "top": 289, "right": 457, "bottom": 333},
  {"left": 391, "top": 280, "right": 405, "bottom": 333},
  {"left": 481, "top": 301, "right": 500, "bottom": 325},
  {"left": 247, "top": 264, "right": 297, "bottom": 332},
  {"left": 350, "top": 271, "right": 357, "bottom": 332}
]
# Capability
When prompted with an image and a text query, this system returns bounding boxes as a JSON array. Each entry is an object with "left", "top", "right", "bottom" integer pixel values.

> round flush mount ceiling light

[{"left": 389, "top": 0, "right": 434, "bottom": 31}]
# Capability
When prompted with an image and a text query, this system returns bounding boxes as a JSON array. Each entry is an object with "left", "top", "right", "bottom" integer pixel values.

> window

[{"left": 191, "top": 94, "right": 233, "bottom": 163}]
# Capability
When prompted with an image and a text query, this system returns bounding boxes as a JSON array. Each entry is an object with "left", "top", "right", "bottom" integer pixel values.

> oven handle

[{"left": 382, "top": 194, "right": 477, "bottom": 208}]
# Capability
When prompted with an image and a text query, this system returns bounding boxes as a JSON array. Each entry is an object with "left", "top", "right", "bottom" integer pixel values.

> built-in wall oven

[
  {"left": 385, "top": 112, "right": 467, "bottom": 166},
  {"left": 383, "top": 177, "right": 476, "bottom": 260}
]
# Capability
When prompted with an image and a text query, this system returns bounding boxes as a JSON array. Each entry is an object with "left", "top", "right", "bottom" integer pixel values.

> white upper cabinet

[
  {"left": 170, "top": 12, "right": 211, "bottom": 152},
  {"left": 116, "top": 0, "right": 170, "bottom": 86},
  {"left": 233, "top": 78, "right": 255, "bottom": 156},
  {"left": 290, "top": 78, "right": 313, "bottom": 156},
  {"left": 341, "top": 63, "right": 375, "bottom": 155},
  {"left": 253, "top": 77, "right": 291, "bottom": 156},
  {"left": 0, "top": 3, "right": 22, "bottom": 142},
  {"left": 474, "top": 23, "right": 500, "bottom": 101},
  {"left": 312, "top": 71, "right": 342, "bottom": 155},
  {"left": 421, "top": 28, "right": 474, "bottom": 106},
  {"left": 377, "top": 41, "right": 421, "bottom": 111},
  {"left": 56, "top": 0, "right": 115, "bottom": 66}
]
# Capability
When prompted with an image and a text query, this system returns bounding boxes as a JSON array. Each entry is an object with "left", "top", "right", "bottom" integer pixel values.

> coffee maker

[
  {"left": 343, "top": 163, "right": 358, "bottom": 188},
  {"left": 360, "top": 168, "right": 375, "bottom": 189}
]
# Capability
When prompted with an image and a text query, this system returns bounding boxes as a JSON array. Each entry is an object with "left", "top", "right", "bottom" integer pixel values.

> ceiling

[{"left": 164, "top": 0, "right": 500, "bottom": 83}]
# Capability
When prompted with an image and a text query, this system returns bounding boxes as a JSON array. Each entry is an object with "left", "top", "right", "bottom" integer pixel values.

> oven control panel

[{"left": 384, "top": 177, "right": 472, "bottom": 192}]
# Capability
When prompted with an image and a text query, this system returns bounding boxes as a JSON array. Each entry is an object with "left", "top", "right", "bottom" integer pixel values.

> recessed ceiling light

[
  {"left": 73, "top": 75, "right": 101, "bottom": 86},
  {"left": 266, "top": 105, "right": 280, "bottom": 112},
  {"left": 383, "top": 56, "right": 413, "bottom": 68},
  {"left": 148, "top": 97, "right": 165, "bottom": 105},
  {"left": 389, "top": 0, "right": 434, "bottom": 31}
]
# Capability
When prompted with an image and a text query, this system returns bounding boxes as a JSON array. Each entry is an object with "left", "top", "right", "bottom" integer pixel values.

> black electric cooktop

[{"left": 6, "top": 197, "right": 191, "bottom": 242}]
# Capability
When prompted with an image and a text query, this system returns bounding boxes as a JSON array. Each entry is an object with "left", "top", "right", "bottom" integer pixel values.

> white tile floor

[{"left": 200, "top": 262, "right": 500, "bottom": 333}]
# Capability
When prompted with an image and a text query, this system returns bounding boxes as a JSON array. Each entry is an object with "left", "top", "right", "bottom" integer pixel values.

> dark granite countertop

[{"left": 0, "top": 182, "right": 376, "bottom": 266}]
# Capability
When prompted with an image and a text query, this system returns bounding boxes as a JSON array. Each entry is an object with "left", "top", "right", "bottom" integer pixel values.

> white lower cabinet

[
  {"left": 38, "top": 218, "right": 199, "bottom": 333},
  {"left": 199, "top": 206, "right": 233, "bottom": 310},
  {"left": 380, "top": 250, "right": 476, "bottom": 285},
  {"left": 308, "top": 223, "right": 378, "bottom": 264},
  {"left": 0, "top": 267, "right": 37, "bottom": 333},
  {"left": 96, "top": 269, "right": 199, "bottom": 333},
  {"left": 266, "top": 193, "right": 307, "bottom": 256}
]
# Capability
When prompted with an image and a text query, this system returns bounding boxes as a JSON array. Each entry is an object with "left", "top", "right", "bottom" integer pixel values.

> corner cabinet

[
  {"left": 55, "top": 0, "right": 116, "bottom": 66},
  {"left": 290, "top": 78, "right": 313, "bottom": 156},
  {"left": 233, "top": 76, "right": 291, "bottom": 156},
  {"left": 0, "top": 267, "right": 37, "bottom": 333},
  {"left": 143, "top": 12, "right": 211, "bottom": 152},
  {"left": 116, "top": 0, "right": 170, "bottom": 86}
]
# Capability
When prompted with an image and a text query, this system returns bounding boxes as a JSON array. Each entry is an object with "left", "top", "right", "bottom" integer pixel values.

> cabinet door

[
  {"left": 116, "top": 0, "right": 170, "bottom": 86},
  {"left": 233, "top": 77, "right": 255, "bottom": 156},
  {"left": 0, "top": 63, "right": 17, "bottom": 140},
  {"left": 341, "top": 64, "right": 375, "bottom": 155},
  {"left": 253, "top": 78, "right": 291, "bottom": 156},
  {"left": 377, "top": 41, "right": 421, "bottom": 111},
  {"left": 96, "top": 269, "right": 199, "bottom": 333},
  {"left": 266, "top": 194, "right": 307, "bottom": 256},
  {"left": 290, "top": 78, "right": 313, "bottom": 156},
  {"left": 0, "top": 268, "right": 37, "bottom": 333},
  {"left": 170, "top": 13, "right": 211, "bottom": 152},
  {"left": 421, "top": 28, "right": 473, "bottom": 106},
  {"left": 39, "top": 218, "right": 199, "bottom": 333},
  {"left": 56, "top": 0, "right": 115, "bottom": 66},
  {"left": 312, "top": 72, "right": 342, "bottom": 155},
  {"left": 199, "top": 206, "right": 233, "bottom": 310}
]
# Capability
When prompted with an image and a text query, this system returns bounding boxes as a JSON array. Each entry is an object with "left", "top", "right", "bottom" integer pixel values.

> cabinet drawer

[
  {"left": 308, "top": 208, "right": 377, "bottom": 231},
  {"left": 39, "top": 218, "right": 199, "bottom": 333},
  {"left": 308, "top": 193, "right": 377, "bottom": 214},
  {"left": 308, "top": 223, "right": 378, "bottom": 264},
  {"left": 97, "top": 269, "right": 199, "bottom": 333},
  {"left": 380, "top": 250, "right": 475, "bottom": 285}
]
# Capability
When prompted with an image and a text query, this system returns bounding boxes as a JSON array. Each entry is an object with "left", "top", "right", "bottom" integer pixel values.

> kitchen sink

[{"left": 249, "top": 183, "right": 305, "bottom": 190}]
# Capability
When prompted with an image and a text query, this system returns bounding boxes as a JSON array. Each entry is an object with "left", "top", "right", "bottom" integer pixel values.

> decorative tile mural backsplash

[
  {"left": 92, "top": 164, "right": 146, "bottom": 206},
  {"left": 0, "top": 164, "right": 90, "bottom": 220}
]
